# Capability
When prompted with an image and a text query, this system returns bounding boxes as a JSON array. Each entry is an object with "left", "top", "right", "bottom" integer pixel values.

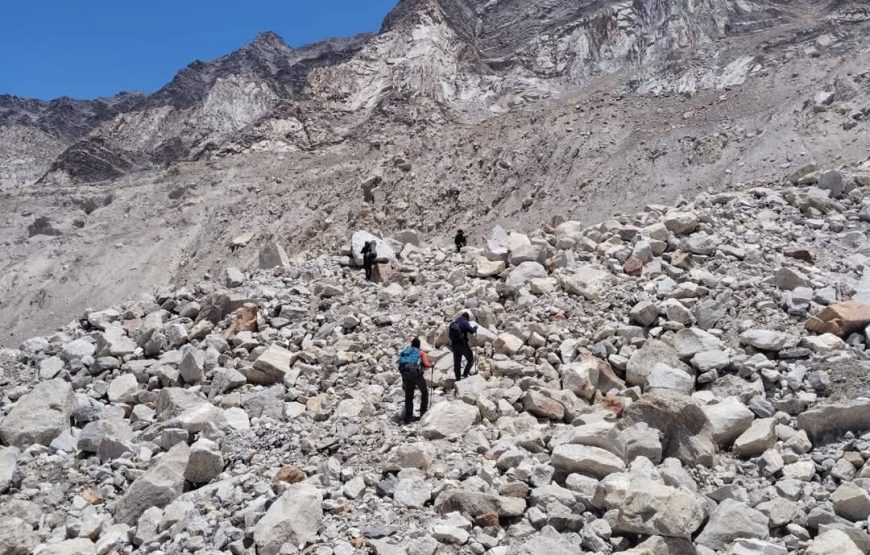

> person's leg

[
  {"left": 402, "top": 375, "right": 414, "bottom": 423},
  {"left": 452, "top": 346, "right": 462, "bottom": 382},
  {"left": 463, "top": 343, "right": 475, "bottom": 377},
  {"left": 364, "top": 261, "right": 373, "bottom": 281},
  {"left": 417, "top": 373, "right": 429, "bottom": 417}
]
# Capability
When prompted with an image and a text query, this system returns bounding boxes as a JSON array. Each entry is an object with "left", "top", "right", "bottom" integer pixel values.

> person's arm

[
  {"left": 420, "top": 351, "right": 433, "bottom": 368},
  {"left": 460, "top": 320, "right": 477, "bottom": 334}
]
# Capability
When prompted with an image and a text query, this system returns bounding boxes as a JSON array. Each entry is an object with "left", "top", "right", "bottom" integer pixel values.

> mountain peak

[{"left": 251, "top": 31, "right": 289, "bottom": 50}]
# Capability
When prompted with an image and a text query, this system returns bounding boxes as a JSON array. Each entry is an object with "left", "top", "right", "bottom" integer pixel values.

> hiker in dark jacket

[
  {"left": 454, "top": 230, "right": 468, "bottom": 253},
  {"left": 449, "top": 312, "right": 477, "bottom": 382},
  {"left": 398, "top": 338, "right": 432, "bottom": 424},
  {"left": 361, "top": 240, "right": 377, "bottom": 281}
]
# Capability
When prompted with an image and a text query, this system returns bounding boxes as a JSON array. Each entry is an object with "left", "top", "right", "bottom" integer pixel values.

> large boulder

[
  {"left": 646, "top": 364, "right": 695, "bottom": 395},
  {"left": 253, "top": 483, "right": 323, "bottom": 555},
  {"left": 0, "top": 517, "right": 39, "bottom": 554},
  {"left": 733, "top": 418, "right": 776, "bottom": 458},
  {"left": 351, "top": 231, "right": 396, "bottom": 266},
  {"left": 433, "top": 490, "right": 525, "bottom": 518},
  {"left": 249, "top": 345, "right": 296, "bottom": 385},
  {"left": 114, "top": 443, "right": 190, "bottom": 525},
  {"left": 696, "top": 499, "right": 770, "bottom": 551},
  {"left": 486, "top": 226, "right": 510, "bottom": 260},
  {"left": 701, "top": 397, "right": 754, "bottom": 446},
  {"left": 107, "top": 374, "right": 139, "bottom": 404},
  {"left": 561, "top": 360, "right": 600, "bottom": 401},
  {"left": 506, "top": 262, "right": 548, "bottom": 286},
  {"left": 184, "top": 438, "right": 224, "bottom": 485},
  {"left": 672, "top": 328, "right": 724, "bottom": 359},
  {"left": 0, "top": 379, "right": 75, "bottom": 447},
  {"left": 258, "top": 243, "right": 291, "bottom": 270},
  {"left": 473, "top": 257, "right": 506, "bottom": 278},
  {"left": 622, "top": 391, "right": 716, "bottom": 466},
  {"left": 96, "top": 325, "right": 137, "bottom": 357},
  {"left": 509, "top": 243, "right": 548, "bottom": 266},
  {"left": 796, "top": 399, "right": 870, "bottom": 443},
  {"left": 775, "top": 267, "right": 812, "bottom": 291},
  {"left": 663, "top": 212, "right": 699, "bottom": 235},
  {"left": 806, "top": 301, "right": 870, "bottom": 337},
  {"left": 557, "top": 266, "right": 615, "bottom": 300},
  {"left": 421, "top": 402, "right": 480, "bottom": 439},
  {"left": 831, "top": 482, "right": 870, "bottom": 521},
  {"left": 739, "top": 330, "right": 792, "bottom": 351},
  {"left": 551, "top": 444, "right": 625, "bottom": 479},
  {"left": 805, "top": 529, "right": 863, "bottom": 555},
  {"left": 626, "top": 340, "right": 688, "bottom": 388},
  {"left": 0, "top": 447, "right": 19, "bottom": 493},
  {"left": 595, "top": 475, "right": 706, "bottom": 539}
]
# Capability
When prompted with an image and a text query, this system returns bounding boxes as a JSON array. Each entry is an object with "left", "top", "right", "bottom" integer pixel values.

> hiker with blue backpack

[{"left": 398, "top": 338, "right": 433, "bottom": 424}]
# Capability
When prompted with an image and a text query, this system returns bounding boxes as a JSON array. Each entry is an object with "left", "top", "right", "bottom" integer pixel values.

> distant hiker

[
  {"left": 361, "top": 240, "right": 377, "bottom": 281},
  {"left": 398, "top": 338, "right": 432, "bottom": 424},
  {"left": 454, "top": 230, "right": 467, "bottom": 253},
  {"left": 449, "top": 312, "right": 477, "bottom": 382}
]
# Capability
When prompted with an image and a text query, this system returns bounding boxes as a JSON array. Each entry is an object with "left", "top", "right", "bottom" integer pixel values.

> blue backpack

[{"left": 398, "top": 347, "right": 422, "bottom": 375}]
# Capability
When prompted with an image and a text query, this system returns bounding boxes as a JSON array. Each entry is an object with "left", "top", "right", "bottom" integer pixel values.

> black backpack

[{"left": 448, "top": 320, "right": 465, "bottom": 344}]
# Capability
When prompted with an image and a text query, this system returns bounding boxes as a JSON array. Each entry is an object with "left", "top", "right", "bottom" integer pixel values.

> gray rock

[
  {"left": 253, "top": 483, "right": 324, "bottom": 555},
  {"left": 646, "top": 363, "right": 695, "bottom": 395},
  {"left": 626, "top": 340, "right": 688, "bottom": 388},
  {"left": 433, "top": 490, "right": 525, "bottom": 518},
  {"left": 630, "top": 301, "right": 660, "bottom": 327},
  {"left": 831, "top": 482, "right": 870, "bottom": 521},
  {"left": 0, "top": 379, "right": 75, "bottom": 447},
  {"left": 805, "top": 529, "right": 863, "bottom": 555},
  {"left": 701, "top": 397, "right": 754, "bottom": 446},
  {"left": 258, "top": 243, "right": 291, "bottom": 270},
  {"left": 107, "top": 373, "right": 139, "bottom": 404},
  {"left": 225, "top": 267, "right": 245, "bottom": 287},
  {"left": 551, "top": 444, "right": 625, "bottom": 478},
  {"left": 775, "top": 267, "right": 812, "bottom": 290},
  {"left": 797, "top": 398, "right": 870, "bottom": 443},
  {"left": 114, "top": 443, "right": 190, "bottom": 525},
  {"left": 696, "top": 499, "right": 770, "bottom": 551},
  {"left": 507, "top": 261, "right": 548, "bottom": 286},
  {"left": 184, "top": 438, "right": 224, "bottom": 484},
  {"left": 249, "top": 345, "right": 296, "bottom": 385},
  {"left": 740, "top": 330, "right": 791, "bottom": 351},
  {"left": 421, "top": 401, "right": 480, "bottom": 439},
  {"left": 394, "top": 477, "right": 431, "bottom": 508},
  {"left": 0, "top": 517, "right": 38, "bottom": 554},
  {"left": 734, "top": 418, "right": 776, "bottom": 458},
  {"left": 0, "top": 447, "right": 19, "bottom": 494},
  {"left": 623, "top": 391, "right": 716, "bottom": 466}
]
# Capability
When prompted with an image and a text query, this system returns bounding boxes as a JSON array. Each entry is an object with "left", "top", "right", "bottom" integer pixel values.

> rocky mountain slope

[
  {"left": 1, "top": 166, "right": 870, "bottom": 554},
  {"left": 1, "top": 1, "right": 869, "bottom": 347},
  {"left": 0, "top": 0, "right": 865, "bottom": 188}
]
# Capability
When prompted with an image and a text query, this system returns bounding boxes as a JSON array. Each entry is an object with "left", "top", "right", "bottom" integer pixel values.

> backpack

[
  {"left": 448, "top": 320, "right": 465, "bottom": 344},
  {"left": 398, "top": 347, "right": 422, "bottom": 375}
]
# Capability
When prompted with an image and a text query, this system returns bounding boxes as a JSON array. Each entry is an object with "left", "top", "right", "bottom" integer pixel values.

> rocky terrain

[
  {"left": 2, "top": 0, "right": 870, "bottom": 345},
  {"left": 2, "top": 1, "right": 870, "bottom": 553},
  {"left": 1, "top": 164, "right": 870, "bottom": 554}
]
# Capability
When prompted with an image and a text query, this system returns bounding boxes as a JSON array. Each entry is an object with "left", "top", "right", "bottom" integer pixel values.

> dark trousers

[
  {"left": 402, "top": 371, "right": 428, "bottom": 422},
  {"left": 452, "top": 342, "right": 474, "bottom": 381},
  {"left": 364, "top": 259, "right": 374, "bottom": 281}
]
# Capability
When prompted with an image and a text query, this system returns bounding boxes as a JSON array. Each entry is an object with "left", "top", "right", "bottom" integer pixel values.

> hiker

[
  {"left": 449, "top": 312, "right": 477, "bottom": 381},
  {"left": 397, "top": 337, "right": 432, "bottom": 424},
  {"left": 361, "top": 240, "right": 377, "bottom": 281},
  {"left": 454, "top": 229, "right": 467, "bottom": 253}
]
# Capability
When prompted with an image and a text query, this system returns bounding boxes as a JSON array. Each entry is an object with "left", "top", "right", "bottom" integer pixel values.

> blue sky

[{"left": 0, "top": 0, "right": 398, "bottom": 100}]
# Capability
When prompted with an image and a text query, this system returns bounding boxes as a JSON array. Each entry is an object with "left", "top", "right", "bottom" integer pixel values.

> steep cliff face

[{"left": 1, "top": 0, "right": 841, "bottom": 188}]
